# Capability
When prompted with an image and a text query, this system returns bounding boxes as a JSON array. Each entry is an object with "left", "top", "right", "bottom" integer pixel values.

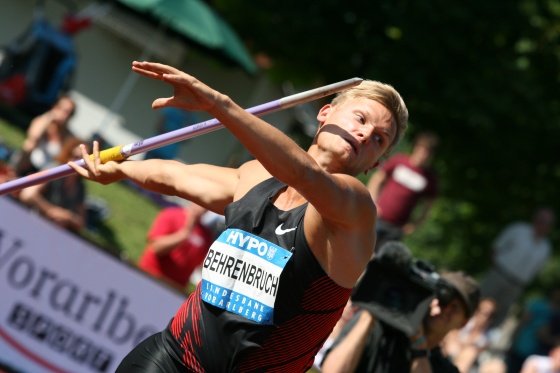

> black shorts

[{"left": 115, "top": 331, "right": 190, "bottom": 373}]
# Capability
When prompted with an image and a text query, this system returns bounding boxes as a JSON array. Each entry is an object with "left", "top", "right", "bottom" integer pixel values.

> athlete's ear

[{"left": 316, "top": 104, "right": 332, "bottom": 125}]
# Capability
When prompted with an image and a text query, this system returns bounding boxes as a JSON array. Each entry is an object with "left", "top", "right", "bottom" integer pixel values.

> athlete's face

[{"left": 314, "top": 98, "right": 396, "bottom": 175}]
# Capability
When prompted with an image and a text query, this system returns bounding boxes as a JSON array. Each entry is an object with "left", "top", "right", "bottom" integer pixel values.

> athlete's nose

[{"left": 357, "top": 126, "right": 373, "bottom": 144}]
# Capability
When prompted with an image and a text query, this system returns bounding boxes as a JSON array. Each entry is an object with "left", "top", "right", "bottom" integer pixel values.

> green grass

[
  {"left": 0, "top": 116, "right": 161, "bottom": 263},
  {"left": 81, "top": 181, "right": 161, "bottom": 260},
  {"left": 0, "top": 115, "right": 27, "bottom": 147}
]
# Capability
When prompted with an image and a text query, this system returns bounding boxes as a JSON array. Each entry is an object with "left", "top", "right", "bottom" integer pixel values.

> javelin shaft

[{"left": 0, "top": 77, "right": 362, "bottom": 196}]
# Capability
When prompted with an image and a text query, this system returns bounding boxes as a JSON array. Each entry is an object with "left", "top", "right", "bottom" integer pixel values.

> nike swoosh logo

[{"left": 275, "top": 223, "right": 297, "bottom": 235}]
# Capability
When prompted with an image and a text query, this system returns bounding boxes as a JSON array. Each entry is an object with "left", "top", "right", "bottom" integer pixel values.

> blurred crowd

[
  {"left": 0, "top": 98, "right": 557, "bottom": 373},
  {"left": 2, "top": 96, "right": 89, "bottom": 233},
  {"left": 0, "top": 95, "right": 223, "bottom": 291}
]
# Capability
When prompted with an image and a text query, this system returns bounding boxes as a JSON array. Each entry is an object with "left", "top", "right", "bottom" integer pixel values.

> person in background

[
  {"left": 18, "top": 137, "right": 87, "bottom": 232},
  {"left": 520, "top": 344, "right": 560, "bottom": 373},
  {"left": 138, "top": 201, "right": 215, "bottom": 292},
  {"left": 505, "top": 284, "right": 560, "bottom": 373},
  {"left": 321, "top": 270, "right": 480, "bottom": 373},
  {"left": 68, "top": 60, "right": 408, "bottom": 372},
  {"left": 442, "top": 297, "right": 500, "bottom": 373},
  {"left": 480, "top": 207, "right": 556, "bottom": 327},
  {"left": 367, "top": 131, "right": 439, "bottom": 249},
  {"left": 15, "top": 95, "right": 76, "bottom": 176}
]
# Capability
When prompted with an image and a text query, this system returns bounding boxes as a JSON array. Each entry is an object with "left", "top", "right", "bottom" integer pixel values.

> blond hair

[{"left": 331, "top": 80, "right": 408, "bottom": 155}]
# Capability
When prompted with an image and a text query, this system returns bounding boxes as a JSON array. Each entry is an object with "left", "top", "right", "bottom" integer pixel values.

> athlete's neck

[{"left": 272, "top": 186, "right": 306, "bottom": 211}]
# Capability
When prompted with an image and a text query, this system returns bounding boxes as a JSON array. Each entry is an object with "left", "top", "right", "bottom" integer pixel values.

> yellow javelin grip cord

[{"left": 89, "top": 145, "right": 128, "bottom": 163}]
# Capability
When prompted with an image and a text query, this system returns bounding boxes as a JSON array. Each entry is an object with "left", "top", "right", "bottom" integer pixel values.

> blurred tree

[{"left": 213, "top": 0, "right": 560, "bottom": 285}]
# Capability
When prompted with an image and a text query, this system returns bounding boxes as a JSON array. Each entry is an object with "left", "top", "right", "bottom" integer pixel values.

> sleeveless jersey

[{"left": 165, "top": 178, "right": 352, "bottom": 372}]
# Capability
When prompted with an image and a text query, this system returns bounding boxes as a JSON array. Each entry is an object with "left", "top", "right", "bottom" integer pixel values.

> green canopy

[{"left": 117, "top": 0, "right": 257, "bottom": 74}]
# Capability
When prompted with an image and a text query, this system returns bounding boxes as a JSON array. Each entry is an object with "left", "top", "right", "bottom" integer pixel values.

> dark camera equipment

[{"left": 351, "top": 241, "right": 454, "bottom": 337}]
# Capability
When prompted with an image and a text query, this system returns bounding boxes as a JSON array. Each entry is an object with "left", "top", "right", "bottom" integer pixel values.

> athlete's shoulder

[
  {"left": 234, "top": 160, "right": 272, "bottom": 201},
  {"left": 238, "top": 159, "right": 264, "bottom": 173}
]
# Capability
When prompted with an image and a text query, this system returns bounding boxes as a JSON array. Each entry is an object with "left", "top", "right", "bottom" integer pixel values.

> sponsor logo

[{"left": 275, "top": 223, "right": 297, "bottom": 235}]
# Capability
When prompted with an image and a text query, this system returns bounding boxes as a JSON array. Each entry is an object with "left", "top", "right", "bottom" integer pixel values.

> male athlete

[{"left": 70, "top": 61, "right": 409, "bottom": 372}]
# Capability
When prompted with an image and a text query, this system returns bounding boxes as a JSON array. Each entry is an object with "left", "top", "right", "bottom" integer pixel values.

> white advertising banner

[{"left": 0, "top": 197, "right": 187, "bottom": 373}]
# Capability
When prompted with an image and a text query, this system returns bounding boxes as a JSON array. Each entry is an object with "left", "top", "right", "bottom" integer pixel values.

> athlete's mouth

[{"left": 344, "top": 138, "right": 358, "bottom": 154}]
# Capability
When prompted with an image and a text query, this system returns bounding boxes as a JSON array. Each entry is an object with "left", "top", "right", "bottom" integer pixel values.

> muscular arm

[
  {"left": 122, "top": 160, "right": 239, "bottom": 214},
  {"left": 70, "top": 143, "right": 239, "bottom": 214}
]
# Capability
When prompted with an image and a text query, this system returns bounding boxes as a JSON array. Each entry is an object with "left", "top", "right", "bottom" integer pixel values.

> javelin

[{"left": 0, "top": 77, "right": 363, "bottom": 196}]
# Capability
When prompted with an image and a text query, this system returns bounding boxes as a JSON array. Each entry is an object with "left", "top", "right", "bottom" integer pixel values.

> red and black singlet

[{"left": 164, "top": 178, "right": 352, "bottom": 372}]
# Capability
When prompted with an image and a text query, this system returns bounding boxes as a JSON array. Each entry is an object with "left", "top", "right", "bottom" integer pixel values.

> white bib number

[{"left": 201, "top": 229, "right": 292, "bottom": 325}]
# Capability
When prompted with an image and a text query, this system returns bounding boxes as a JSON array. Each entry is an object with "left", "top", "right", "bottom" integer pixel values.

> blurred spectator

[
  {"left": 14, "top": 95, "right": 76, "bottom": 176},
  {"left": 520, "top": 344, "right": 560, "bottom": 373},
  {"left": 137, "top": 202, "right": 215, "bottom": 292},
  {"left": 320, "top": 270, "right": 479, "bottom": 373},
  {"left": 367, "top": 131, "right": 439, "bottom": 250},
  {"left": 505, "top": 285, "right": 560, "bottom": 373},
  {"left": 144, "top": 107, "right": 200, "bottom": 160},
  {"left": 442, "top": 297, "right": 500, "bottom": 373},
  {"left": 480, "top": 207, "right": 556, "bottom": 326},
  {"left": 18, "top": 137, "right": 87, "bottom": 233}
]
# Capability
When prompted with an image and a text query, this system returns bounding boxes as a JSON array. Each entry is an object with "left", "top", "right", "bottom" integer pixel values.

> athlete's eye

[
  {"left": 356, "top": 114, "right": 365, "bottom": 124},
  {"left": 374, "top": 134, "right": 384, "bottom": 145}
]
